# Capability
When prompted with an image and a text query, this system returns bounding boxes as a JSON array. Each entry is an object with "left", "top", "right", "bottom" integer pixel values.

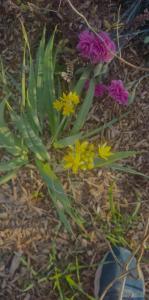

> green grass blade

[
  {"left": 35, "top": 159, "right": 73, "bottom": 232},
  {"left": 26, "top": 58, "right": 41, "bottom": 133},
  {"left": 0, "top": 60, "right": 10, "bottom": 97},
  {"left": 71, "top": 79, "right": 95, "bottom": 134},
  {"left": 65, "top": 275, "right": 95, "bottom": 300},
  {"left": 21, "top": 21, "right": 31, "bottom": 54},
  {"left": 74, "top": 68, "right": 90, "bottom": 95},
  {"left": 93, "top": 63, "right": 103, "bottom": 77},
  {"left": 94, "top": 151, "right": 136, "bottom": 168},
  {"left": 82, "top": 112, "right": 130, "bottom": 139},
  {"left": 43, "top": 29, "right": 57, "bottom": 134},
  {"left": 21, "top": 44, "right": 26, "bottom": 108},
  {"left": 82, "top": 118, "right": 118, "bottom": 139},
  {"left": 108, "top": 183, "right": 117, "bottom": 216},
  {"left": 0, "top": 101, "right": 25, "bottom": 156},
  {"left": 35, "top": 28, "right": 46, "bottom": 125},
  {"left": 0, "top": 60, "right": 7, "bottom": 86},
  {"left": 0, "top": 156, "right": 28, "bottom": 172},
  {"left": 0, "top": 171, "right": 17, "bottom": 185},
  {"left": 54, "top": 133, "right": 83, "bottom": 149},
  {"left": 11, "top": 112, "right": 50, "bottom": 161},
  {"left": 0, "top": 127, "right": 24, "bottom": 156},
  {"left": 110, "top": 163, "right": 149, "bottom": 178},
  {"left": 35, "top": 28, "right": 46, "bottom": 76},
  {"left": 0, "top": 100, "right": 6, "bottom": 126},
  {"left": 128, "top": 74, "right": 149, "bottom": 105}
]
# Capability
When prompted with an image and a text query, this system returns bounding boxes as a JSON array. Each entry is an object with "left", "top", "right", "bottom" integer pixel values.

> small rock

[
  {"left": 87, "top": 250, "right": 93, "bottom": 256},
  {"left": 81, "top": 239, "right": 88, "bottom": 248}
]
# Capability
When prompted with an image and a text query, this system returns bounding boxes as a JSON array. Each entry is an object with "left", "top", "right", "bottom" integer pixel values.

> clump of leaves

[{"left": 0, "top": 25, "right": 148, "bottom": 232}]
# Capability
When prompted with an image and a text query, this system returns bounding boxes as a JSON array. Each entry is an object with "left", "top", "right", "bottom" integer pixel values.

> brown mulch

[{"left": 0, "top": 0, "right": 149, "bottom": 299}]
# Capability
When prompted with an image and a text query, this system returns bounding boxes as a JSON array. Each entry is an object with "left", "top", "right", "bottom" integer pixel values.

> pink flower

[
  {"left": 94, "top": 31, "right": 116, "bottom": 63},
  {"left": 108, "top": 80, "right": 129, "bottom": 105},
  {"left": 85, "top": 80, "right": 106, "bottom": 97},
  {"left": 77, "top": 30, "right": 116, "bottom": 64},
  {"left": 77, "top": 30, "right": 95, "bottom": 60},
  {"left": 94, "top": 83, "right": 107, "bottom": 97}
]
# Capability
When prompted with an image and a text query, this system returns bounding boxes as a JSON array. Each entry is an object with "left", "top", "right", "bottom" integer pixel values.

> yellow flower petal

[
  {"left": 63, "top": 102, "right": 75, "bottom": 116},
  {"left": 63, "top": 140, "right": 95, "bottom": 173},
  {"left": 53, "top": 91, "right": 80, "bottom": 116},
  {"left": 98, "top": 143, "right": 112, "bottom": 160},
  {"left": 53, "top": 100, "right": 63, "bottom": 111},
  {"left": 70, "top": 92, "right": 80, "bottom": 105}
]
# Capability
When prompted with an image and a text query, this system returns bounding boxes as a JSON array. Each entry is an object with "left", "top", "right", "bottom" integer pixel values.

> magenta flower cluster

[
  {"left": 77, "top": 30, "right": 116, "bottom": 64},
  {"left": 108, "top": 80, "right": 129, "bottom": 105},
  {"left": 85, "top": 80, "right": 106, "bottom": 97},
  {"left": 85, "top": 80, "right": 129, "bottom": 105}
]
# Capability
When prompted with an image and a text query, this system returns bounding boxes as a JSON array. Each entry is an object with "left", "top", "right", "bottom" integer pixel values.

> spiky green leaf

[
  {"left": 43, "top": 29, "right": 57, "bottom": 134},
  {"left": 71, "top": 79, "right": 95, "bottom": 134},
  {"left": 74, "top": 68, "right": 90, "bottom": 95},
  {"left": 94, "top": 151, "right": 136, "bottom": 168},
  {"left": 11, "top": 112, "right": 50, "bottom": 161},
  {"left": 110, "top": 163, "right": 149, "bottom": 178},
  {"left": 35, "top": 159, "right": 73, "bottom": 232},
  {"left": 54, "top": 133, "right": 83, "bottom": 149},
  {"left": 0, "top": 171, "right": 17, "bottom": 185},
  {"left": 26, "top": 58, "right": 41, "bottom": 133},
  {"left": 0, "top": 156, "right": 28, "bottom": 172},
  {"left": 0, "top": 101, "right": 25, "bottom": 156}
]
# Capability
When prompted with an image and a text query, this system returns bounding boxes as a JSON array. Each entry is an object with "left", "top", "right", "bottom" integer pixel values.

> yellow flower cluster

[
  {"left": 63, "top": 141, "right": 113, "bottom": 174},
  {"left": 64, "top": 141, "right": 95, "bottom": 174},
  {"left": 53, "top": 91, "right": 80, "bottom": 116}
]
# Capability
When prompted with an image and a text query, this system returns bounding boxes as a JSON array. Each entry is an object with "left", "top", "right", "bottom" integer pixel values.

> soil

[{"left": 0, "top": 1, "right": 149, "bottom": 299}]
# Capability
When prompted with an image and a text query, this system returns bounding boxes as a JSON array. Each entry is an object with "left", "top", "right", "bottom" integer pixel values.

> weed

[
  {"left": 19, "top": 244, "right": 96, "bottom": 299},
  {"left": 102, "top": 183, "right": 141, "bottom": 247}
]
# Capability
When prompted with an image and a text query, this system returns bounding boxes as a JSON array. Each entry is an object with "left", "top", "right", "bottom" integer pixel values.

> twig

[
  {"left": 116, "top": 5, "right": 122, "bottom": 58},
  {"left": 65, "top": 0, "right": 149, "bottom": 72}
]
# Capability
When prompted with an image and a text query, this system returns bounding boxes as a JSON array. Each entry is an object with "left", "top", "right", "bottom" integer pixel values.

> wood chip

[{"left": 9, "top": 251, "right": 22, "bottom": 278}]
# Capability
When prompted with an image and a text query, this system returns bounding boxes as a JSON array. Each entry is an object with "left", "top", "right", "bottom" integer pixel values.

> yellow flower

[
  {"left": 53, "top": 91, "right": 80, "bottom": 116},
  {"left": 63, "top": 140, "right": 95, "bottom": 174},
  {"left": 68, "top": 91, "right": 80, "bottom": 105},
  {"left": 64, "top": 151, "right": 80, "bottom": 174},
  {"left": 53, "top": 100, "right": 63, "bottom": 111},
  {"left": 98, "top": 143, "right": 113, "bottom": 160},
  {"left": 63, "top": 101, "right": 75, "bottom": 116},
  {"left": 75, "top": 140, "right": 88, "bottom": 153}
]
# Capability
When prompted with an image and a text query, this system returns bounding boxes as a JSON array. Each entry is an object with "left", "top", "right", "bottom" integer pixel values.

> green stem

[
  {"left": 51, "top": 116, "right": 66, "bottom": 144},
  {"left": 82, "top": 112, "right": 129, "bottom": 140}
]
